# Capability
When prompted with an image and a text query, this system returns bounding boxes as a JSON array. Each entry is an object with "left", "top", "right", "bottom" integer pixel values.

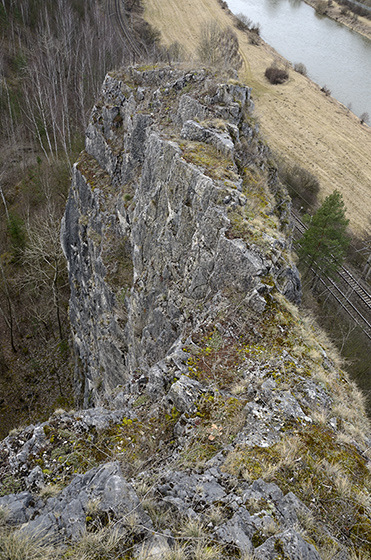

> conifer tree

[{"left": 298, "top": 190, "right": 349, "bottom": 279}]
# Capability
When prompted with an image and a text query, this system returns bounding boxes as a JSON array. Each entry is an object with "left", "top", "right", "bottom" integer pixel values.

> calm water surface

[{"left": 227, "top": 0, "right": 371, "bottom": 118}]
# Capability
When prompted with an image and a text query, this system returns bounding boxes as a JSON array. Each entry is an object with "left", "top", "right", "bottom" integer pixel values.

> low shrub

[
  {"left": 277, "top": 160, "right": 320, "bottom": 212},
  {"left": 315, "top": 0, "right": 328, "bottom": 14},
  {"left": 234, "top": 13, "right": 260, "bottom": 36},
  {"left": 321, "top": 84, "right": 331, "bottom": 96},
  {"left": 249, "top": 23, "right": 261, "bottom": 45},
  {"left": 235, "top": 12, "right": 252, "bottom": 30},
  {"left": 265, "top": 66, "right": 289, "bottom": 85},
  {"left": 249, "top": 33, "right": 260, "bottom": 46},
  {"left": 197, "top": 21, "right": 242, "bottom": 71},
  {"left": 135, "top": 20, "right": 161, "bottom": 47},
  {"left": 359, "top": 112, "right": 370, "bottom": 125},
  {"left": 250, "top": 23, "right": 260, "bottom": 35},
  {"left": 293, "top": 62, "right": 307, "bottom": 76}
]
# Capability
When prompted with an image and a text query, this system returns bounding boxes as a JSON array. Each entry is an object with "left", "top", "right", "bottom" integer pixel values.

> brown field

[{"left": 143, "top": 0, "right": 371, "bottom": 235}]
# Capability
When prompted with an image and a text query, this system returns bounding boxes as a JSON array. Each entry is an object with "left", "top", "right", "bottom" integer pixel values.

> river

[{"left": 227, "top": 0, "right": 371, "bottom": 119}]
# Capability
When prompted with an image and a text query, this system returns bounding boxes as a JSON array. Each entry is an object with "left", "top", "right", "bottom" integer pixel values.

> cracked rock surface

[{"left": 1, "top": 67, "right": 370, "bottom": 559}]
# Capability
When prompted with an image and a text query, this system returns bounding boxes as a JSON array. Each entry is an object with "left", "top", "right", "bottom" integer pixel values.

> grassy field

[{"left": 143, "top": 0, "right": 371, "bottom": 235}]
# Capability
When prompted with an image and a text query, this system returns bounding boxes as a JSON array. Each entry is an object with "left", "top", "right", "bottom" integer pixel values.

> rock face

[
  {"left": 19, "top": 461, "right": 152, "bottom": 543},
  {"left": 61, "top": 66, "right": 300, "bottom": 406},
  {"left": 1, "top": 67, "right": 370, "bottom": 560}
]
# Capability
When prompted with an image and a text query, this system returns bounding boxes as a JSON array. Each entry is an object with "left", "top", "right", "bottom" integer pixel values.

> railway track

[
  {"left": 338, "top": 266, "right": 371, "bottom": 307},
  {"left": 316, "top": 269, "right": 371, "bottom": 340},
  {"left": 346, "top": 0, "right": 371, "bottom": 14},
  {"left": 292, "top": 210, "right": 371, "bottom": 341},
  {"left": 110, "top": 0, "right": 144, "bottom": 59}
]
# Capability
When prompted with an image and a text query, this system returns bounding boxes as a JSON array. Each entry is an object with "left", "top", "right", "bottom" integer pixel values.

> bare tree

[
  {"left": 22, "top": 204, "right": 68, "bottom": 340},
  {"left": 0, "top": 258, "right": 17, "bottom": 352},
  {"left": 360, "top": 112, "right": 370, "bottom": 125},
  {"left": 0, "top": 171, "right": 9, "bottom": 221},
  {"left": 14, "top": 0, "right": 127, "bottom": 161},
  {"left": 197, "top": 21, "right": 242, "bottom": 71}
]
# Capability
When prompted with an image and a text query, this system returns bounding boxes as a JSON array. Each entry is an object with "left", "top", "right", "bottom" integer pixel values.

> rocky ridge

[
  {"left": 61, "top": 65, "right": 301, "bottom": 407},
  {"left": 0, "top": 66, "right": 370, "bottom": 559}
]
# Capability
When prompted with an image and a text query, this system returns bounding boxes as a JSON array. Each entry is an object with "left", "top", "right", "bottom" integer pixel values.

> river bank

[
  {"left": 304, "top": 0, "right": 371, "bottom": 41},
  {"left": 143, "top": 0, "right": 371, "bottom": 235}
]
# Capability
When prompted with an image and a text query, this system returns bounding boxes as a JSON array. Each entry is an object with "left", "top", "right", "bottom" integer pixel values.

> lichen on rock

[
  {"left": 1, "top": 66, "right": 370, "bottom": 559},
  {"left": 61, "top": 65, "right": 301, "bottom": 407}
]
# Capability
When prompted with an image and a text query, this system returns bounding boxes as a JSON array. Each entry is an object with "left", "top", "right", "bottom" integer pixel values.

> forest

[{"left": 0, "top": 0, "right": 161, "bottom": 437}]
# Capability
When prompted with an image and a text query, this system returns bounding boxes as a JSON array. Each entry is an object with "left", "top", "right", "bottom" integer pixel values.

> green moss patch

[
  {"left": 179, "top": 140, "right": 238, "bottom": 182},
  {"left": 76, "top": 151, "right": 112, "bottom": 194}
]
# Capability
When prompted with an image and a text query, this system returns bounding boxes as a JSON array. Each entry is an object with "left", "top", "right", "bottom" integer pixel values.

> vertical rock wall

[{"left": 61, "top": 66, "right": 301, "bottom": 406}]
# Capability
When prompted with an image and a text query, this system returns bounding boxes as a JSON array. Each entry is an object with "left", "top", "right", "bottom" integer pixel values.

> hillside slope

[
  {"left": 143, "top": 0, "right": 371, "bottom": 234},
  {"left": 0, "top": 66, "right": 370, "bottom": 560}
]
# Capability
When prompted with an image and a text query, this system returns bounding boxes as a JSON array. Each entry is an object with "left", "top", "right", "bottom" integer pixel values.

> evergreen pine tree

[{"left": 298, "top": 190, "right": 349, "bottom": 279}]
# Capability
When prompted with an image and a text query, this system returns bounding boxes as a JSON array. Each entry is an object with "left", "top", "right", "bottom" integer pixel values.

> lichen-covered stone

[
  {"left": 61, "top": 66, "right": 301, "bottom": 407},
  {"left": 254, "top": 528, "right": 322, "bottom": 560},
  {"left": 1, "top": 66, "right": 368, "bottom": 560},
  {"left": 0, "top": 491, "right": 36, "bottom": 525},
  {"left": 167, "top": 375, "right": 204, "bottom": 413},
  {"left": 20, "top": 462, "right": 152, "bottom": 543}
]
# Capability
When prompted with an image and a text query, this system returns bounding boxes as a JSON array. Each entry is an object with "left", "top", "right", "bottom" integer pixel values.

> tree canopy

[{"left": 298, "top": 189, "right": 349, "bottom": 279}]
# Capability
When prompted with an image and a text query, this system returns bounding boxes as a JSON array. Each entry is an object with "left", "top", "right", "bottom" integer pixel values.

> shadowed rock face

[{"left": 61, "top": 66, "right": 301, "bottom": 407}]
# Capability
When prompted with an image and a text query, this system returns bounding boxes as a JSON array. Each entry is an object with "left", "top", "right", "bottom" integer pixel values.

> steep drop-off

[
  {"left": 61, "top": 66, "right": 300, "bottom": 407},
  {"left": 0, "top": 67, "right": 370, "bottom": 560}
]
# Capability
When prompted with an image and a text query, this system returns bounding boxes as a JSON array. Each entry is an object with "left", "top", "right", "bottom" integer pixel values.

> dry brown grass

[
  {"left": 0, "top": 530, "right": 58, "bottom": 560},
  {"left": 143, "top": 0, "right": 371, "bottom": 235}
]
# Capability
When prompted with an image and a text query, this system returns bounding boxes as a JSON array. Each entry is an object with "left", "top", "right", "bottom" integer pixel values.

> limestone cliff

[
  {"left": 61, "top": 66, "right": 300, "bottom": 407},
  {"left": 1, "top": 67, "right": 370, "bottom": 560}
]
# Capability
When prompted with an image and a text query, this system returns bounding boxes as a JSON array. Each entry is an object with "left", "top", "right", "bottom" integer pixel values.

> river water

[{"left": 227, "top": 0, "right": 371, "bottom": 119}]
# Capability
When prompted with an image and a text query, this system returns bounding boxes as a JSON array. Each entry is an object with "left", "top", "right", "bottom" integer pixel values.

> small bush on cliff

[{"left": 265, "top": 65, "right": 289, "bottom": 85}]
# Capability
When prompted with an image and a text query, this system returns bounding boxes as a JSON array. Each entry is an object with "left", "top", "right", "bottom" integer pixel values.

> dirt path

[{"left": 143, "top": 0, "right": 371, "bottom": 235}]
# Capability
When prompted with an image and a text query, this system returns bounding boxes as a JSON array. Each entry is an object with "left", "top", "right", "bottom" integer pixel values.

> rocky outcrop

[
  {"left": 0, "top": 388, "right": 369, "bottom": 559},
  {"left": 1, "top": 67, "right": 370, "bottom": 560},
  {"left": 19, "top": 461, "right": 152, "bottom": 543},
  {"left": 61, "top": 66, "right": 300, "bottom": 407}
]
